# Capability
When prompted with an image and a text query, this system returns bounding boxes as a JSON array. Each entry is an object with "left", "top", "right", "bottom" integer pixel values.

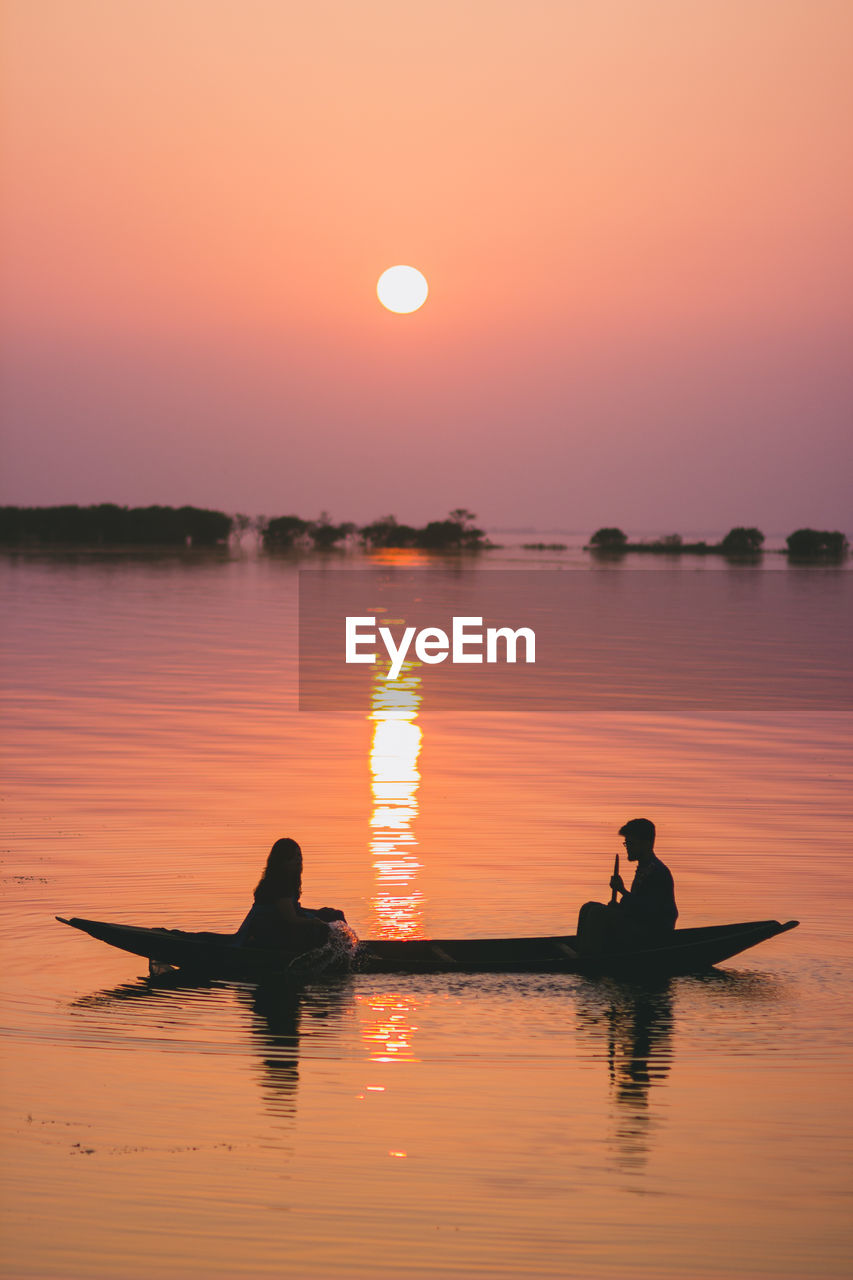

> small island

[
  {"left": 784, "top": 528, "right": 849, "bottom": 561},
  {"left": 260, "top": 508, "right": 490, "bottom": 552},
  {"left": 521, "top": 542, "right": 568, "bottom": 551},
  {"left": 585, "top": 526, "right": 849, "bottom": 562},
  {"left": 0, "top": 504, "right": 233, "bottom": 549},
  {"left": 0, "top": 505, "right": 493, "bottom": 554}
]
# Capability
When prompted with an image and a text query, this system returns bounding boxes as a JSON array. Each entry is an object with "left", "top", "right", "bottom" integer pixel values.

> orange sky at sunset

[{"left": 2, "top": 0, "right": 851, "bottom": 529}]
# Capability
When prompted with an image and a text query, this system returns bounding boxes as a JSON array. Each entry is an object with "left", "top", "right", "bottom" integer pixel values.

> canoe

[{"left": 57, "top": 915, "right": 798, "bottom": 980}]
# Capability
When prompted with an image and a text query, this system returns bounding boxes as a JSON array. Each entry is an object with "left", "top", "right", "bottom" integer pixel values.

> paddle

[{"left": 609, "top": 853, "right": 619, "bottom": 905}]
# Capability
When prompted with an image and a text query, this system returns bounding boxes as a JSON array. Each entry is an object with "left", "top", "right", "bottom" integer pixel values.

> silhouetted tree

[
  {"left": 358, "top": 509, "right": 487, "bottom": 550},
  {"left": 175, "top": 506, "right": 232, "bottom": 545},
  {"left": 261, "top": 515, "right": 311, "bottom": 549},
  {"left": 588, "top": 527, "right": 628, "bottom": 549},
  {"left": 419, "top": 510, "right": 486, "bottom": 549},
  {"left": 785, "top": 528, "right": 849, "bottom": 560},
  {"left": 419, "top": 520, "right": 466, "bottom": 548},
  {"left": 720, "top": 527, "right": 765, "bottom": 556},
  {"left": 359, "top": 516, "right": 419, "bottom": 548},
  {"left": 308, "top": 514, "right": 352, "bottom": 549}
]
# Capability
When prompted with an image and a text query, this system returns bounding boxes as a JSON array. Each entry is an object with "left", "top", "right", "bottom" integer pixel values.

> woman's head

[
  {"left": 255, "top": 837, "right": 303, "bottom": 900},
  {"left": 266, "top": 837, "right": 302, "bottom": 873}
]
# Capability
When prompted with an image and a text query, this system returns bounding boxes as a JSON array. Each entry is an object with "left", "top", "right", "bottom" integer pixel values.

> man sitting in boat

[
  {"left": 234, "top": 838, "right": 347, "bottom": 950},
  {"left": 577, "top": 818, "right": 677, "bottom": 954}
]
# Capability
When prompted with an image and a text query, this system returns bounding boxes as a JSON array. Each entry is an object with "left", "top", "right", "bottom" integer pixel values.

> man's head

[{"left": 618, "top": 817, "right": 656, "bottom": 861}]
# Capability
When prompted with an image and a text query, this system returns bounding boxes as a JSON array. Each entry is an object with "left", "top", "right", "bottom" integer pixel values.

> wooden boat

[{"left": 57, "top": 915, "right": 798, "bottom": 980}]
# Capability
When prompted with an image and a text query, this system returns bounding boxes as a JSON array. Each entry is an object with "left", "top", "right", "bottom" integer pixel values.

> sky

[{"left": 2, "top": 0, "right": 852, "bottom": 532}]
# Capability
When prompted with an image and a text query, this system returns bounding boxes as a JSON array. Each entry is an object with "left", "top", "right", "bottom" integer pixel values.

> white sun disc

[{"left": 376, "top": 265, "right": 429, "bottom": 313}]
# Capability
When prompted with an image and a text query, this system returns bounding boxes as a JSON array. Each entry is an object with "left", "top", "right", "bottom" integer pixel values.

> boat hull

[{"left": 57, "top": 916, "right": 798, "bottom": 980}]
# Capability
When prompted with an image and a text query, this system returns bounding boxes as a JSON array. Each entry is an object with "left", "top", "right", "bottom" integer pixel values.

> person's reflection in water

[
  {"left": 244, "top": 982, "right": 303, "bottom": 1117},
  {"left": 236, "top": 980, "right": 355, "bottom": 1121},
  {"left": 573, "top": 970, "right": 787, "bottom": 1172},
  {"left": 70, "top": 969, "right": 355, "bottom": 1128},
  {"left": 574, "top": 977, "right": 675, "bottom": 1171}
]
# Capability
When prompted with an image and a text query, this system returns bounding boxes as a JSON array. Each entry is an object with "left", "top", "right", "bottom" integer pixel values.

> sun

[{"left": 376, "top": 265, "right": 429, "bottom": 314}]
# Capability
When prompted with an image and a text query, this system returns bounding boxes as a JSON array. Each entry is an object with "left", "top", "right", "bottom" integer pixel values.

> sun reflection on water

[
  {"left": 360, "top": 991, "right": 422, "bottom": 1064},
  {"left": 363, "top": 663, "right": 425, "bottom": 1066},
  {"left": 368, "top": 661, "right": 424, "bottom": 940}
]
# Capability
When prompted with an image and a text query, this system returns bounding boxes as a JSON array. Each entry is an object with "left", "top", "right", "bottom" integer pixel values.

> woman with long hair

[{"left": 235, "top": 837, "right": 346, "bottom": 950}]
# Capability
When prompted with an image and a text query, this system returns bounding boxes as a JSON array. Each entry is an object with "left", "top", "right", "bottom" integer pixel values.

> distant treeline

[
  {"left": 0, "top": 504, "right": 232, "bottom": 547},
  {"left": 585, "top": 526, "right": 849, "bottom": 561},
  {"left": 2, "top": 508, "right": 846, "bottom": 560},
  {"left": 0, "top": 505, "right": 490, "bottom": 552},
  {"left": 261, "top": 508, "right": 488, "bottom": 551}
]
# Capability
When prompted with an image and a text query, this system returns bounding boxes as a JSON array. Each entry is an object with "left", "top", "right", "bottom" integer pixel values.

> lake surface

[{"left": 2, "top": 538, "right": 852, "bottom": 1279}]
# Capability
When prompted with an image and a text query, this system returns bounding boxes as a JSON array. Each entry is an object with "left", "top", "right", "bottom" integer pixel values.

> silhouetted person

[
  {"left": 577, "top": 818, "right": 677, "bottom": 955},
  {"left": 235, "top": 838, "right": 346, "bottom": 950},
  {"left": 610, "top": 818, "right": 678, "bottom": 935}
]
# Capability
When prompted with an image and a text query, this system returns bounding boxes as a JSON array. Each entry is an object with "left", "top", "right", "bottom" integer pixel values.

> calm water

[{"left": 2, "top": 540, "right": 852, "bottom": 1279}]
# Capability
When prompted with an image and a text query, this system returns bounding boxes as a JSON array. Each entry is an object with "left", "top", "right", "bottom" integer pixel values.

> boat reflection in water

[{"left": 362, "top": 659, "right": 424, "bottom": 1064}]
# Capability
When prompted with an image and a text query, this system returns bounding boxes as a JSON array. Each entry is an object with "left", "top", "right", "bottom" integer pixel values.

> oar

[{"left": 609, "top": 853, "right": 619, "bottom": 905}]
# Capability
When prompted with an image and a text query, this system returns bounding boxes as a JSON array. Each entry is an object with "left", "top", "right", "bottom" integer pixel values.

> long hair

[{"left": 254, "top": 837, "right": 303, "bottom": 903}]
